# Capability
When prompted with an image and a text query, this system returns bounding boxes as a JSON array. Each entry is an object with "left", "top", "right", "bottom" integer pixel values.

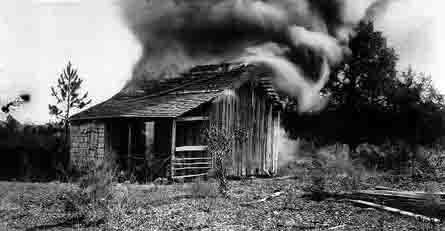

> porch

[{"left": 104, "top": 116, "right": 212, "bottom": 180}]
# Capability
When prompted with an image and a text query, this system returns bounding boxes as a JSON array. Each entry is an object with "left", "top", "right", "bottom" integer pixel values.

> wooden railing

[
  {"left": 171, "top": 145, "right": 212, "bottom": 179},
  {"left": 118, "top": 154, "right": 171, "bottom": 181}
]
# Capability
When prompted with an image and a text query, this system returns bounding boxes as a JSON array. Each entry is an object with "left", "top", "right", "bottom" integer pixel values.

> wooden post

[
  {"left": 127, "top": 123, "right": 132, "bottom": 171},
  {"left": 170, "top": 119, "right": 176, "bottom": 178}
]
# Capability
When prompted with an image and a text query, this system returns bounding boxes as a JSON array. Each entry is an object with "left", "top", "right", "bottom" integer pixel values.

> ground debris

[
  {"left": 347, "top": 199, "right": 441, "bottom": 223},
  {"left": 240, "top": 191, "right": 285, "bottom": 206},
  {"left": 1, "top": 179, "right": 445, "bottom": 230}
]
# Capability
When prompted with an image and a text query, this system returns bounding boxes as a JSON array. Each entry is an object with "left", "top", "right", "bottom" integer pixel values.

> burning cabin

[{"left": 69, "top": 63, "right": 286, "bottom": 179}]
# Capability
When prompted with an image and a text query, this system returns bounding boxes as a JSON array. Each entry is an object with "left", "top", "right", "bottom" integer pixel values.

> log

[
  {"left": 374, "top": 186, "right": 397, "bottom": 191},
  {"left": 172, "top": 172, "right": 208, "bottom": 179},
  {"left": 349, "top": 190, "right": 445, "bottom": 218},
  {"left": 270, "top": 175, "right": 298, "bottom": 181},
  {"left": 326, "top": 224, "right": 347, "bottom": 230},
  {"left": 347, "top": 199, "right": 441, "bottom": 223},
  {"left": 240, "top": 191, "right": 285, "bottom": 206},
  {"left": 307, "top": 189, "right": 445, "bottom": 218}
]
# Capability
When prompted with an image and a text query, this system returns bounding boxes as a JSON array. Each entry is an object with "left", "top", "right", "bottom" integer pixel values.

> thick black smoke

[{"left": 120, "top": 0, "right": 392, "bottom": 112}]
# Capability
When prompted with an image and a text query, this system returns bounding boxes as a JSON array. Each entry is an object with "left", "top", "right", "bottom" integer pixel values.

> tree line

[
  {"left": 0, "top": 62, "right": 91, "bottom": 181},
  {"left": 284, "top": 21, "right": 445, "bottom": 149}
]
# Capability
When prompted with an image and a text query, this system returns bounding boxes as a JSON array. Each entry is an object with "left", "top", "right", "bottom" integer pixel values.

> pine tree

[{"left": 49, "top": 62, "right": 91, "bottom": 145}]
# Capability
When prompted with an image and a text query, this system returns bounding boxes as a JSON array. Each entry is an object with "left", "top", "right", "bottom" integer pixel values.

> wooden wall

[
  {"left": 209, "top": 81, "right": 281, "bottom": 176},
  {"left": 70, "top": 120, "right": 106, "bottom": 167}
]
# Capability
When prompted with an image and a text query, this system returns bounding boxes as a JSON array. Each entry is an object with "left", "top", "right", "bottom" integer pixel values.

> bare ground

[{"left": 0, "top": 177, "right": 443, "bottom": 231}]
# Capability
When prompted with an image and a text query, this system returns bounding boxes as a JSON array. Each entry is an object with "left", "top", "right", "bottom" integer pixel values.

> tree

[
  {"left": 388, "top": 68, "right": 445, "bottom": 145},
  {"left": 283, "top": 21, "right": 445, "bottom": 148},
  {"left": 1, "top": 94, "right": 31, "bottom": 114},
  {"left": 326, "top": 21, "right": 399, "bottom": 147},
  {"left": 49, "top": 62, "right": 91, "bottom": 145},
  {"left": 328, "top": 21, "right": 398, "bottom": 109},
  {"left": 284, "top": 21, "right": 399, "bottom": 146}
]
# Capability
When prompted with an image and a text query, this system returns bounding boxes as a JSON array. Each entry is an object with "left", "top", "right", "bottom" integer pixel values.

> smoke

[
  {"left": 277, "top": 126, "right": 300, "bottom": 169},
  {"left": 242, "top": 44, "right": 330, "bottom": 112},
  {"left": 120, "top": 0, "right": 392, "bottom": 112}
]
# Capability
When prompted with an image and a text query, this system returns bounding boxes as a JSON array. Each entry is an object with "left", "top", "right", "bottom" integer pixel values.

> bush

[
  {"left": 188, "top": 178, "right": 217, "bottom": 198},
  {"left": 57, "top": 186, "right": 89, "bottom": 214},
  {"left": 304, "top": 143, "right": 366, "bottom": 199},
  {"left": 204, "top": 126, "right": 247, "bottom": 196},
  {"left": 78, "top": 160, "right": 116, "bottom": 202},
  {"left": 53, "top": 158, "right": 119, "bottom": 228},
  {"left": 413, "top": 147, "right": 444, "bottom": 181},
  {"left": 354, "top": 142, "right": 413, "bottom": 173},
  {"left": 354, "top": 142, "right": 445, "bottom": 179},
  {"left": 305, "top": 158, "right": 326, "bottom": 200}
]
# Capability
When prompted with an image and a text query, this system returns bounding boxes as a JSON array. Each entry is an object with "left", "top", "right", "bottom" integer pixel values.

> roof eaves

[{"left": 70, "top": 91, "right": 224, "bottom": 121}]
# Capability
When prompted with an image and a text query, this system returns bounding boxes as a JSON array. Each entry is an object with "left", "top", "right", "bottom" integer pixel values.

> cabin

[{"left": 69, "top": 63, "right": 286, "bottom": 180}]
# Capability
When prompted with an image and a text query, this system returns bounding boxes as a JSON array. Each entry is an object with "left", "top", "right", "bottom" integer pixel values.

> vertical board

[
  {"left": 127, "top": 124, "right": 132, "bottom": 170},
  {"left": 208, "top": 80, "right": 281, "bottom": 177},
  {"left": 170, "top": 119, "right": 176, "bottom": 178},
  {"left": 267, "top": 105, "right": 273, "bottom": 173}
]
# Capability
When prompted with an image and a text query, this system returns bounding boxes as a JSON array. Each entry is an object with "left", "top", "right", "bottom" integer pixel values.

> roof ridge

[
  {"left": 114, "top": 73, "right": 222, "bottom": 104},
  {"left": 113, "top": 63, "right": 250, "bottom": 104}
]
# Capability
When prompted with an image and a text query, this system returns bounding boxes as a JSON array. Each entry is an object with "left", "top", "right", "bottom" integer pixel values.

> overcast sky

[{"left": 0, "top": 0, "right": 443, "bottom": 123}]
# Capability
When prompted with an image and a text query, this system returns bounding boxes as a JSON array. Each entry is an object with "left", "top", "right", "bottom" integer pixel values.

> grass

[{"left": 0, "top": 176, "right": 444, "bottom": 230}]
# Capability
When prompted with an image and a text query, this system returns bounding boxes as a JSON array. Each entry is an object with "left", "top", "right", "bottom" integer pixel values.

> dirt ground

[{"left": 0, "top": 177, "right": 444, "bottom": 231}]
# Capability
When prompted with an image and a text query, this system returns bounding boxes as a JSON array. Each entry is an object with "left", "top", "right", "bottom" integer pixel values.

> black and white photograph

[{"left": 0, "top": 0, "right": 444, "bottom": 230}]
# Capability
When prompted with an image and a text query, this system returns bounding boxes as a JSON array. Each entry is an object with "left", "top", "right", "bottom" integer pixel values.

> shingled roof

[{"left": 70, "top": 63, "right": 284, "bottom": 121}]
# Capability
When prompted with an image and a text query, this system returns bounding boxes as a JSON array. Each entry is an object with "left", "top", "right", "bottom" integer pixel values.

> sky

[{"left": 0, "top": 0, "right": 443, "bottom": 123}]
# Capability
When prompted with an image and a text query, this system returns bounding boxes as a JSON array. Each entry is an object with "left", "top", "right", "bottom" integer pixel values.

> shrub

[
  {"left": 188, "top": 178, "right": 217, "bottom": 198},
  {"left": 304, "top": 143, "right": 366, "bottom": 198},
  {"left": 354, "top": 142, "right": 445, "bottom": 179},
  {"left": 54, "top": 157, "right": 120, "bottom": 228},
  {"left": 78, "top": 159, "right": 116, "bottom": 202},
  {"left": 354, "top": 142, "right": 413, "bottom": 173},
  {"left": 413, "top": 147, "right": 444, "bottom": 181},
  {"left": 57, "top": 186, "right": 89, "bottom": 214},
  {"left": 204, "top": 126, "right": 247, "bottom": 196}
]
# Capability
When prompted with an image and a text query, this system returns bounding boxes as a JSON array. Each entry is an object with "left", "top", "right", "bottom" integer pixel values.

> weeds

[
  {"left": 189, "top": 178, "right": 217, "bottom": 198},
  {"left": 78, "top": 160, "right": 115, "bottom": 202},
  {"left": 45, "top": 157, "right": 119, "bottom": 228},
  {"left": 422, "top": 183, "right": 442, "bottom": 219},
  {"left": 303, "top": 143, "right": 367, "bottom": 200},
  {"left": 414, "top": 147, "right": 445, "bottom": 181}
]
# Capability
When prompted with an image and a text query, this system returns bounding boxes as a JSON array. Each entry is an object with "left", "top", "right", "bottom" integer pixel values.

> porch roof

[{"left": 70, "top": 63, "right": 284, "bottom": 121}]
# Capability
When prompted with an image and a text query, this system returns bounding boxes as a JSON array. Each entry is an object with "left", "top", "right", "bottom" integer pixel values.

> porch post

[
  {"left": 127, "top": 123, "right": 132, "bottom": 171},
  {"left": 170, "top": 119, "right": 176, "bottom": 178}
]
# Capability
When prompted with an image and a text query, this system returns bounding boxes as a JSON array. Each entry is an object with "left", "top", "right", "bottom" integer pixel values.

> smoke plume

[{"left": 120, "top": 0, "right": 391, "bottom": 112}]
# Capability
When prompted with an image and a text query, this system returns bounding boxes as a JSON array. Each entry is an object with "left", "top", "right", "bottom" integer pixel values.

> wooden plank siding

[{"left": 209, "top": 81, "right": 280, "bottom": 176}]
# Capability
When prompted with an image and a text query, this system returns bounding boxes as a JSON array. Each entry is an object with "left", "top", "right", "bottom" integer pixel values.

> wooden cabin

[{"left": 69, "top": 63, "right": 286, "bottom": 180}]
